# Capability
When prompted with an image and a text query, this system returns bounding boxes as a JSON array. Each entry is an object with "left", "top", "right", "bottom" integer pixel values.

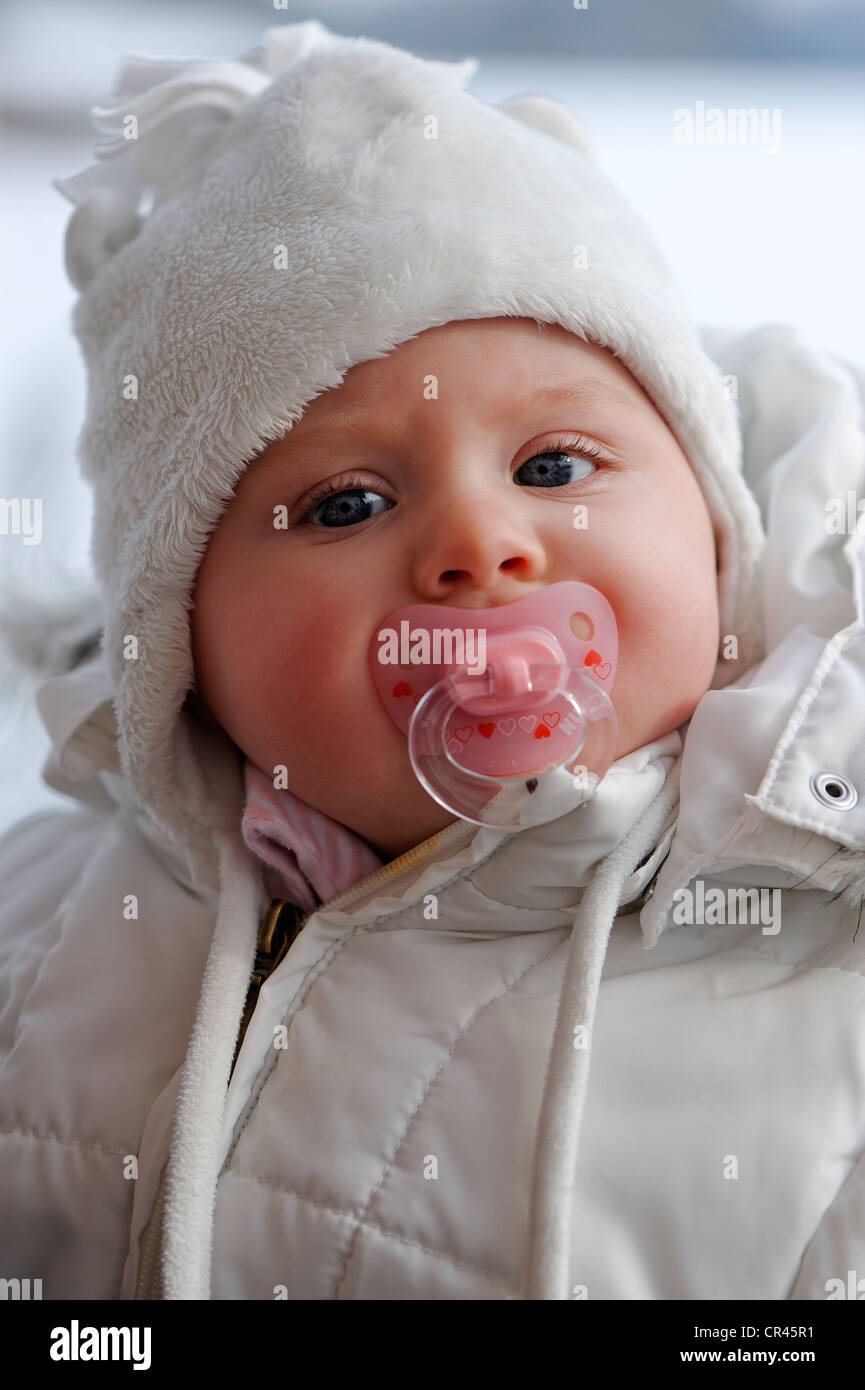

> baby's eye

[
  {"left": 306, "top": 484, "right": 394, "bottom": 528},
  {"left": 515, "top": 445, "right": 598, "bottom": 489}
]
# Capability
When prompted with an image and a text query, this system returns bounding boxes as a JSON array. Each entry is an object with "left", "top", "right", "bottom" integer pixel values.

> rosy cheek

[{"left": 274, "top": 619, "right": 340, "bottom": 692}]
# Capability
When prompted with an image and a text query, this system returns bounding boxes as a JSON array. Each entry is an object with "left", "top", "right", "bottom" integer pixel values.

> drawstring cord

[{"left": 525, "top": 759, "right": 682, "bottom": 1299}]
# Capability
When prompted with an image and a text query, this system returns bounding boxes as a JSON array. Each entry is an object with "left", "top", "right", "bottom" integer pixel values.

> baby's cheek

[
  {"left": 607, "top": 563, "right": 717, "bottom": 751},
  {"left": 261, "top": 622, "right": 389, "bottom": 757},
  {"left": 655, "top": 561, "right": 719, "bottom": 712}
]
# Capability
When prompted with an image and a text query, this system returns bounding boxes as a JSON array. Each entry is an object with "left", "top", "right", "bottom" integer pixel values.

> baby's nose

[{"left": 413, "top": 494, "right": 547, "bottom": 595}]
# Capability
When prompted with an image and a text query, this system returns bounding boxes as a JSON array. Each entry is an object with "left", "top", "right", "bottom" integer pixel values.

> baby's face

[{"left": 190, "top": 318, "right": 719, "bottom": 859}]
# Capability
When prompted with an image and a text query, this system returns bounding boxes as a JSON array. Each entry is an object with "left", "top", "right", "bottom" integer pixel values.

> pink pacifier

[{"left": 370, "top": 580, "right": 619, "bottom": 828}]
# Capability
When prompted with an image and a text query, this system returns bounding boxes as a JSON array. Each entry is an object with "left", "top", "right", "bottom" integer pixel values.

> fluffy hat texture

[{"left": 54, "top": 19, "right": 766, "bottom": 864}]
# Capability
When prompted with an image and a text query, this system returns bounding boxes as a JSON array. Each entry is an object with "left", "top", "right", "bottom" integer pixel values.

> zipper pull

[{"left": 230, "top": 899, "right": 306, "bottom": 1081}]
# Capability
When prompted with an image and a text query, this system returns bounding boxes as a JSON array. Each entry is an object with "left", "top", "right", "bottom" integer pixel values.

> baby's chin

[
  {"left": 274, "top": 733, "right": 459, "bottom": 860},
  {"left": 332, "top": 712, "right": 460, "bottom": 858}
]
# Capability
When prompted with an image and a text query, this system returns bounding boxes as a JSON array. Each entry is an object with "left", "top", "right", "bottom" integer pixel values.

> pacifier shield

[{"left": 370, "top": 580, "right": 619, "bottom": 827}]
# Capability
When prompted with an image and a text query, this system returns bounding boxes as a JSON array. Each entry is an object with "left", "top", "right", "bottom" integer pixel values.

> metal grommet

[{"left": 809, "top": 771, "right": 858, "bottom": 811}]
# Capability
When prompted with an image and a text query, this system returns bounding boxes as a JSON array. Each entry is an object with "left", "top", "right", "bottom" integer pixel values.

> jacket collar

[{"left": 303, "top": 731, "right": 684, "bottom": 931}]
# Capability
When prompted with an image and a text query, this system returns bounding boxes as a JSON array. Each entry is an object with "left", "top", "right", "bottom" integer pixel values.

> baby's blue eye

[
  {"left": 311, "top": 487, "right": 393, "bottom": 528},
  {"left": 305, "top": 444, "right": 598, "bottom": 528},
  {"left": 515, "top": 451, "right": 594, "bottom": 487}
]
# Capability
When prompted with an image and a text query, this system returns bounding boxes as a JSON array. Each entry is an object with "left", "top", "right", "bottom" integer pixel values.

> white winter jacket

[{"left": 2, "top": 322, "right": 865, "bottom": 1301}]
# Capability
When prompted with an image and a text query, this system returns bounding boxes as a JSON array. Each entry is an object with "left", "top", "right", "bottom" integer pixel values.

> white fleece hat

[{"left": 54, "top": 19, "right": 766, "bottom": 867}]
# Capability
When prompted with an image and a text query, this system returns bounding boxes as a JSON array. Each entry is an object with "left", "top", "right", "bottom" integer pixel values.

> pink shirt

[{"left": 240, "top": 758, "right": 385, "bottom": 911}]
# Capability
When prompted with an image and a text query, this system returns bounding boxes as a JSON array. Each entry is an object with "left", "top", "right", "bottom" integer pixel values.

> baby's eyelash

[
  {"left": 542, "top": 433, "right": 603, "bottom": 460},
  {"left": 303, "top": 472, "right": 371, "bottom": 510}
]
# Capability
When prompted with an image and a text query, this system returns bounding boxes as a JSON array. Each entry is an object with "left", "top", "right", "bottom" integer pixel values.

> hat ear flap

[
  {"left": 62, "top": 187, "right": 142, "bottom": 291},
  {"left": 497, "top": 94, "right": 595, "bottom": 161}
]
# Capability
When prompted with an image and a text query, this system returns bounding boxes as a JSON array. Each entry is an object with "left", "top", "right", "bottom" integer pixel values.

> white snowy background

[{"left": 1, "top": 0, "right": 864, "bottom": 838}]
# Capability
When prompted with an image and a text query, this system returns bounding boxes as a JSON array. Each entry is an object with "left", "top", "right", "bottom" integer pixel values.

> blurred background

[{"left": 1, "top": 0, "right": 864, "bottom": 837}]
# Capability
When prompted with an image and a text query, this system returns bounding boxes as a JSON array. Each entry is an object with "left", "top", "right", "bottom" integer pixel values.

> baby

[
  {"left": 2, "top": 20, "right": 865, "bottom": 1309},
  {"left": 190, "top": 315, "right": 720, "bottom": 861}
]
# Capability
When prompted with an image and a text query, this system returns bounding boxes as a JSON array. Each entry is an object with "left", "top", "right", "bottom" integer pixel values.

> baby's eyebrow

[
  {"left": 255, "top": 376, "right": 638, "bottom": 474},
  {"left": 517, "top": 381, "right": 641, "bottom": 419},
  {"left": 253, "top": 410, "right": 369, "bottom": 470}
]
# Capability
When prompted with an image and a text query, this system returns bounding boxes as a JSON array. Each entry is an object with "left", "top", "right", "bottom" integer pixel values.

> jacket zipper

[
  {"left": 135, "top": 1164, "right": 168, "bottom": 1299},
  {"left": 135, "top": 898, "right": 307, "bottom": 1299},
  {"left": 228, "top": 898, "right": 307, "bottom": 1082},
  {"left": 309, "top": 817, "right": 478, "bottom": 917}
]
